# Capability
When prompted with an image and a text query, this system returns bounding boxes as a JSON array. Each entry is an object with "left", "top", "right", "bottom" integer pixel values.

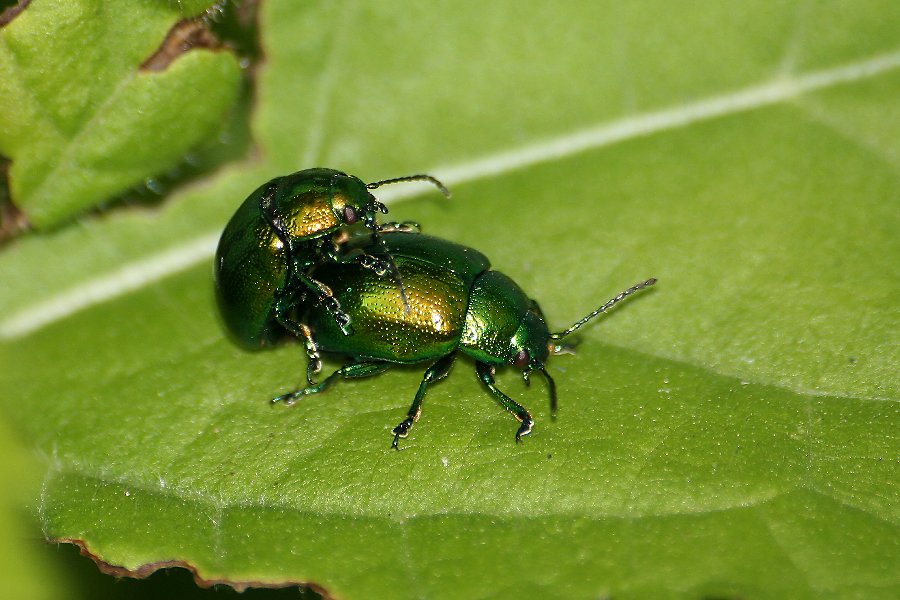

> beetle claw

[
  {"left": 391, "top": 419, "right": 414, "bottom": 449},
  {"left": 271, "top": 392, "right": 297, "bottom": 406},
  {"left": 305, "top": 356, "right": 322, "bottom": 386},
  {"left": 334, "top": 311, "right": 354, "bottom": 335},
  {"left": 514, "top": 418, "right": 534, "bottom": 443},
  {"left": 356, "top": 254, "right": 390, "bottom": 276}
]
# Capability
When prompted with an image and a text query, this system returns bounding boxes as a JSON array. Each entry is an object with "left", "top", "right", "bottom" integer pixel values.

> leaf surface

[{"left": 0, "top": 1, "right": 898, "bottom": 598}]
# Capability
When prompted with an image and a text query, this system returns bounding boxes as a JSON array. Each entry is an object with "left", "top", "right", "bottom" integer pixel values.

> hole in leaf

[
  {"left": 0, "top": 155, "right": 29, "bottom": 243},
  {"left": 140, "top": 18, "right": 223, "bottom": 72},
  {"left": 81, "top": 0, "right": 262, "bottom": 221},
  {"left": 0, "top": 0, "right": 30, "bottom": 28}
]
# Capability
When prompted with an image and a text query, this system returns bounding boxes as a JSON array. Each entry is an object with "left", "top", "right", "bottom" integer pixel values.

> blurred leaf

[
  {"left": 0, "top": 0, "right": 241, "bottom": 227},
  {"left": 0, "top": 419, "right": 71, "bottom": 600},
  {"left": 0, "top": 1, "right": 898, "bottom": 599}
]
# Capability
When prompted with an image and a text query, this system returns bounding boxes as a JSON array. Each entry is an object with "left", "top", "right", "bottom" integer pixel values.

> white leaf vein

[{"left": 2, "top": 50, "right": 899, "bottom": 340}]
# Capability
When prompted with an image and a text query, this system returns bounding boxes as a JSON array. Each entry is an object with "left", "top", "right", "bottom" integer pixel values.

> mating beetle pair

[{"left": 215, "top": 168, "right": 655, "bottom": 447}]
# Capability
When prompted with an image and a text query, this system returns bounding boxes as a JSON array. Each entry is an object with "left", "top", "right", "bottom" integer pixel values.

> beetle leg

[
  {"left": 392, "top": 353, "right": 456, "bottom": 450},
  {"left": 271, "top": 361, "right": 393, "bottom": 406},
  {"left": 326, "top": 247, "right": 388, "bottom": 275},
  {"left": 349, "top": 250, "right": 413, "bottom": 317},
  {"left": 332, "top": 225, "right": 413, "bottom": 316},
  {"left": 273, "top": 298, "right": 322, "bottom": 384},
  {"left": 353, "top": 252, "right": 391, "bottom": 276},
  {"left": 475, "top": 362, "right": 535, "bottom": 443},
  {"left": 290, "top": 270, "right": 353, "bottom": 335},
  {"left": 315, "top": 288, "right": 353, "bottom": 335},
  {"left": 540, "top": 366, "right": 558, "bottom": 419},
  {"left": 299, "top": 324, "right": 322, "bottom": 385}
]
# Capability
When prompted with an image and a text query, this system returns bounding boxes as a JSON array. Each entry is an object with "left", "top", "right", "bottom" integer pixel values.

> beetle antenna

[
  {"left": 361, "top": 210, "right": 413, "bottom": 315},
  {"left": 364, "top": 173, "right": 449, "bottom": 314},
  {"left": 550, "top": 278, "right": 657, "bottom": 340},
  {"left": 374, "top": 231, "right": 413, "bottom": 314},
  {"left": 366, "top": 174, "right": 451, "bottom": 198}
]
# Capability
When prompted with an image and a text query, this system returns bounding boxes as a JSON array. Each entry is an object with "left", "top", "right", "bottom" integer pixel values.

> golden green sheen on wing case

[{"left": 308, "top": 253, "right": 472, "bottom": 362}]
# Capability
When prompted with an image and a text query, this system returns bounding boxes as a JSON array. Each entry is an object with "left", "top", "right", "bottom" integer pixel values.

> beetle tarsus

[
  {"left": 391, "top": 419, "right": 414, "bottom": 449},
  {"left": 296, "top": 324, "right": 322, "bottom": 386},
  {"left": 476, "top": 361, "right": 535, "bottom": 443},
  {"left": 271, "top": 392, "right": 299, "bottom": 406},
  {"left": 356, "top": 253, "right": 391, "bottom": 276},
  {"left": 306, "top": 359, "right": 321, "bottom": 386},
  {"left": 329, "top": 305, "right": 353, "bottom": 336},
  {"left": 515, "top": 417, "right": 534, "bottom": 443},
  {"left": 379, "top": 221, "right": 421, "bottom": 234}
]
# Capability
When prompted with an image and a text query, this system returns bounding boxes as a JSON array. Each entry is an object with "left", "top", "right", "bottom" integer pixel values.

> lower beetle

[{"left": 272, "top": 231, "right": 656, "bottom": 447}]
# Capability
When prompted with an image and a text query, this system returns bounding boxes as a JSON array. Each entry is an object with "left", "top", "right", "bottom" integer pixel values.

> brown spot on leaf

[
  {"left": 0, "top": 156, "right": 29, "bottom": 243},
  {"left": 53, "top": 537, "right": 338, "bottom": 597},
  {"left": 0, "top": 202, "right": 28, "bottom": 242},
  {"left": 0, "top": 0, "right": 31, "bottom": 28},
  {"left": 140, "top": 18, "right": 222, "bottom": 72}
]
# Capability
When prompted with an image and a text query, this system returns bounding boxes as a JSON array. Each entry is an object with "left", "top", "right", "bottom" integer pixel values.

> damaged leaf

[{"left": 0, "top": 0, "right": 240, "bottom": 228}]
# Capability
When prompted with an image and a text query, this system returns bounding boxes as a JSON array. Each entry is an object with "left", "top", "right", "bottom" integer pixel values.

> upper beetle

[
  {"left": 215, "top": 167, "right": 448, "bottom": 351},
  {"left": 272, "top": 231, "right": 656, "bottom": 448}
]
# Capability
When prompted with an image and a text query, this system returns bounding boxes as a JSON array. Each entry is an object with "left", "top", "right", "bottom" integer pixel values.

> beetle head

[
  {"left": 262, "top": 168, "right": 380, "bottom": 241},
  {"left": 509, "top": 301, "right": 558, "bottom": 415},
  {"left": 268, "top": 169, "right": 449, "bottom": 242}
]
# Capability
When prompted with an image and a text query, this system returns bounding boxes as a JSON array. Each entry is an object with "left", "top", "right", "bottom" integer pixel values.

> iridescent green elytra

[
  {"left": 273, "top": 231, "right": 656, "bottom": 447},
  {"left": 215, "top": 167, "right": 448, "bottom": 350}
]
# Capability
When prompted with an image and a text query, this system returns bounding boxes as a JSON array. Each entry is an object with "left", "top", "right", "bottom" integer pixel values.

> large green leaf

[
  {"left": 0, "top": 0, "right": 241, "bottom": 228},
  {"left": 1, "top": 1, "right": 898, "bottom": 598}
]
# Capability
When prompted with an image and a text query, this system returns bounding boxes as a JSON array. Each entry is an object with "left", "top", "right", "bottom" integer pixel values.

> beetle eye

[
  {"left": 514, "top": 349, "right": 530, "bottom": 368},
  {"left": 343, "top": 206, "right": 358, "bottom": 224}
]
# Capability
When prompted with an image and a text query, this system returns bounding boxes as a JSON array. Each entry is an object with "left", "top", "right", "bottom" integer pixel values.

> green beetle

[
  {"left": 272, "top": 231, "right": 656, "bottom": 447},
  {"left": 215, "top": 168, "right": 448, "bottom": 369}
]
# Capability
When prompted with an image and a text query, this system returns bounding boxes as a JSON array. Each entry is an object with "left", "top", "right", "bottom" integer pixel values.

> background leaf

[
  {"left": 0, "top": 0, "right": 241, "bottom": 228},
  {"left": 1, "top": 1, "right": 898, "bottom": 598}
]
